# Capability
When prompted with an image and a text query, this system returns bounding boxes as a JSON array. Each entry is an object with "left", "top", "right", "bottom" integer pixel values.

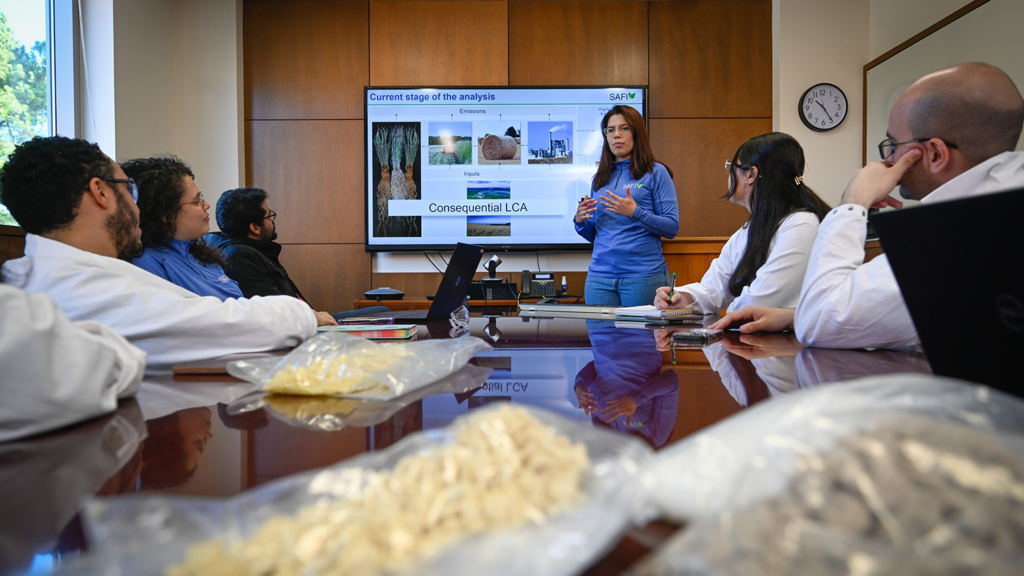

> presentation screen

[{"left": 364, "top": 86, "right": 646, "bottom": 251}]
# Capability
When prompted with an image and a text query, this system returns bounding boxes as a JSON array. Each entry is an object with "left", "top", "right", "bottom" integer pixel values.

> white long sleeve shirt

[
  {"left": 0, "top": 284, "right": 146, "bottom": 442},
  {"left": 679, "top": 211, "right": 821, "bottom": 314},
  {"left": 796, "top": 151, "right": 1024, "bottom": 349},
  {"left": 2, "top": 235, "right": 318, "bottom": 370}
]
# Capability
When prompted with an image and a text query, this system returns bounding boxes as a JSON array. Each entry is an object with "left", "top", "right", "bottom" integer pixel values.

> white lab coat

[
  {"left": 2, "top": 235, "right": 318, "bottom": 370},
  {"left": 0, "top": 284, "right": 145, "bottom": 442},
  {"left": 796, "top": 151, "right": 1024, "bottom": 349},
  {"left": 679, "top": 211, "right": 821, "bottom": 314}
]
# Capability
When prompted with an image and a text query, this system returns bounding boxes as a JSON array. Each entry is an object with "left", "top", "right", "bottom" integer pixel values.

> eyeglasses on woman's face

[
  {"left": 603, "top": 125, "right": 631, "bottom": 136},
  {"left": 724, "top": 160, "right": 752, "bottom": 174},
  {"left": 180, "top": 191, "right": 205, "bottom": 206}
]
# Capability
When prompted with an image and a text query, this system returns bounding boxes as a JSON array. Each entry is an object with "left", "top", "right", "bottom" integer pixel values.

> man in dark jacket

[
  {"left": 205, "top": 188, "right": 388, "bottom": 318},
  {"left": 204, "top": 188, "right": 305, "bottom": 299}
]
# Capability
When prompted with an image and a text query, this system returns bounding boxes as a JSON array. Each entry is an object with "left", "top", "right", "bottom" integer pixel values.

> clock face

[{"left": 799, "top": 83, "right": 848, "bottom": 132}]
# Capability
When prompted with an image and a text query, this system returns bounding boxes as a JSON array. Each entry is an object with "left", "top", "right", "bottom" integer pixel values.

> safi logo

[{"left": 609, "top": 92, "right": 637, "bottom": 101}]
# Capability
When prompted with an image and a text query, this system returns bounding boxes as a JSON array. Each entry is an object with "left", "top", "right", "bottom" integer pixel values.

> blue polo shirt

[{"left": 133, "top": 239, "right": 244, "bottom": 300}]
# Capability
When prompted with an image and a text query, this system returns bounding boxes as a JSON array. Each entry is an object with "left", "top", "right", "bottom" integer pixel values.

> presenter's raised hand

[
  {"left": 574, "top": 195, "right": 597, "bottom": 223},
  {"left": 599, "top": 189, "right": 637, "bottom": 217},
  {"left": 840, "top": 148, "right": 922, "bottom": 209},
  {"left": 314, "top": 311, "right": 338, "bottom": 326},
  {"left": 709, "top": 306, "right": 794, "bottom": 333}
]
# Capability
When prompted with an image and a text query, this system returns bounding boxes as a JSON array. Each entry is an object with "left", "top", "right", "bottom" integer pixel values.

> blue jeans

[{"left": 584, "top": 271, "right": 670, "bottom": 307}]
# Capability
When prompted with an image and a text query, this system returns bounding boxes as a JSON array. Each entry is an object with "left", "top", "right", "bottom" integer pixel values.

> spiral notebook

[{"left": 614, "top": 305, "right": 702, "bottom": 321}]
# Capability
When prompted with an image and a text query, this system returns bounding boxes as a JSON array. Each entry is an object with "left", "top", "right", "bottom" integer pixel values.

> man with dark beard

[
  {"left": 1, "top": 137, "right": 332, "bottom": 370},
  {"left": 204, "top": 187, "right": 306, "bottom": 300},
  {"left": 205, "top": 187, "right": 389, "bottom": 319}
]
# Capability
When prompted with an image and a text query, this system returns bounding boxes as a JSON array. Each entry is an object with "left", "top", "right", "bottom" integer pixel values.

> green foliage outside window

[{"left": 0, "top": 12, "right": 49, "bottom": 226}]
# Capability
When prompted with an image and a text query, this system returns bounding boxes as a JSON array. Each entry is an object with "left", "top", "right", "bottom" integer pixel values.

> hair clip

[{"left": 794, "top": 175, "right": 804, "bottom": 185}]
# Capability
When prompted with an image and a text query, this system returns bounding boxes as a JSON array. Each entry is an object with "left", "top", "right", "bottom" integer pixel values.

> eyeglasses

[
  {"left": 101, "top": 177, "right": 139, "bottom": 203},
  {"left": 603, "top": 125, "right": 631, "bottom": 136},
  {"left": 877, "top": 137, "right": 958, "bottom": 160},
  {"left": 181, "top": 191, "right": 205, "bottom": 206},
  {"left": 263, "top": 210, "right": 277, "bottom": 222},
  {"left": 724, "top": 160, "right": 752, "bottom": 174}
]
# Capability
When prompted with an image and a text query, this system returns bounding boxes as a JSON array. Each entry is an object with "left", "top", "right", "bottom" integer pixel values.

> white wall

[
  {"left": 104, "top": 0, "right": 243, "bottom": 229},
  {"left": 870, "top": 0, "right": 974, "bottom": 60},
  {"left": 773, "top": 0, "right": 870, "bottom": 208},
  {"left": 112, "top": 0, "right": 176, "bottom": 161},
  {"left": 80, "top": 0, "right": 116, "bottom": 155}
]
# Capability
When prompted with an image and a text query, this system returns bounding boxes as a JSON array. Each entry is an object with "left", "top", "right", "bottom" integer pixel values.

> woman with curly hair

[{"left": 122, "top": 156, "right": 243, "bottom": 300}]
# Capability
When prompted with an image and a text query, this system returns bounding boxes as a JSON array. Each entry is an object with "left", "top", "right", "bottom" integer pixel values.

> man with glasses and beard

[
  {"left": 711, "top": 62, "right": 1024, "bottom": 349},
  {"left": 1, "top": 137, "right": 334, "bottom": 370},
  {"left": 206, "top": 187, "right": 389, "bottom": 320}
]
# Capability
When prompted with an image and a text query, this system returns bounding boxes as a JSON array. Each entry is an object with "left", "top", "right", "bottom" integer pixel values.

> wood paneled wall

[
  {"left": 244, "top": 0, "right": 772, "bottom": 311},
  {"left": 0, "top": 226, "right": 26, "bottom": 267}
]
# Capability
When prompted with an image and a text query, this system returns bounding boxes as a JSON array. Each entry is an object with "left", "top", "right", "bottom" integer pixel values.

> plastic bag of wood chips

[
  {"left": 636, "top": 374, "right": 1024, "bottom": 576},
  {"left": 226, "top": 332, "right": 491, "bottom": 399},
  {"left": 65, "top": 404, "right": 654, "bottom": 576},
  {"left": 226, "top": 363, "right": 493, "bottom": 432}
]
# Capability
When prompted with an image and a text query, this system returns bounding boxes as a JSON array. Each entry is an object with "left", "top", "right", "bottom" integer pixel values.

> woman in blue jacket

[
  {"left": 574, "top": 105, "right": 679, "bottom": 306},
  {"left": 123, "top": 156, "right": 244, "bottom": 300}
]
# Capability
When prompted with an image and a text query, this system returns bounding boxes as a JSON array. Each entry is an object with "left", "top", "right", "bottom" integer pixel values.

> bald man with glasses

[{"left": 711, "top": 62, "right": 1024, "bottom": 349}]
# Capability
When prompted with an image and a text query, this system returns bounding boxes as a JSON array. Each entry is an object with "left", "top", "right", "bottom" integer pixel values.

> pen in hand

[{"left": 668, "top": 272, "right": 676, "bottom": 301}]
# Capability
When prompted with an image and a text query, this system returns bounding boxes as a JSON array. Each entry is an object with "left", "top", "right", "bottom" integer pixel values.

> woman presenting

[
  {"left": 655, "top": 132, "right": 830, "bottom": 315},
  {"left": 574, "top": 105, "right": 679, "bottom": 306}
]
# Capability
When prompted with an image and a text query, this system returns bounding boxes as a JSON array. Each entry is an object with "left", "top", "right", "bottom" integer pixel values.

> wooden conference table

[{"left": 0, "top": 311, "right": 934, "bottom": 575}]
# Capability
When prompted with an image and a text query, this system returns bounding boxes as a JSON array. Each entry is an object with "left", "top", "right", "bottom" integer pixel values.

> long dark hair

[
  {"left": 121, "top": 156, "right": 227, "bottom": 268},
  {"left": 725, "top": 132, "right": 830, "bottom": 297},
  {"left": 592, "top": 105, "right": 673, "bottom": 190}
]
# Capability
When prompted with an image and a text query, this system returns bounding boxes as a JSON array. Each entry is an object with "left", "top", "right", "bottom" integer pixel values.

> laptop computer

[
  {"left": 873, "top": 187, "right": 1024, "bottom": 396},
  {"left": 381, "top": 242, "right": 486, "bottom": 323}
]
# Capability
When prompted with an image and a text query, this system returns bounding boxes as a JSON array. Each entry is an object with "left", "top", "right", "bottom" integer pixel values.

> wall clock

[{"left": 799, "top": 83, "right": 848, "bottom": 132}]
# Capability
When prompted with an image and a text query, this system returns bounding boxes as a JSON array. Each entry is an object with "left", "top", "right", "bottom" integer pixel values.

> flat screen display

[{"left": 364, "top": 86, "right": 646, "bottom": 251}]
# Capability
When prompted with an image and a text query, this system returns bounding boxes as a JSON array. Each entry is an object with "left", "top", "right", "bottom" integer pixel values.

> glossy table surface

[{"left": 0, "top": 313, "right": 934, "bottom": 575}]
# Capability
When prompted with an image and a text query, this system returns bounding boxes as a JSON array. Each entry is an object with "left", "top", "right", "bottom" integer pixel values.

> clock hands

[{"left": 815, "top": 100, "right": 834, "bottom": 123}]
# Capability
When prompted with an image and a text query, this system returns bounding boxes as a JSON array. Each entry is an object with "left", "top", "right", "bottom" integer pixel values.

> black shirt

[{"left": 203, "top": 232, "right": 305, "bottom": 301}]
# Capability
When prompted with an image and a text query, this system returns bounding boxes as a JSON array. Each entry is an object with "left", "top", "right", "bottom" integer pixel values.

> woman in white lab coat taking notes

[{"left": 655, "top": 133, "right": 830, "bottom": 315}]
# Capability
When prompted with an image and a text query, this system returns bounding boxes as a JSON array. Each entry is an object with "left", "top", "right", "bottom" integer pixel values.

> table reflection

[
  {"left": 0, "top": 401, "right": 145, "bottom": 574},
  {"left": 574, "top": 320, "right": 679, "bottom": 448},
  {"left": 703, "top": 332, "right": 802, "bottom": 407},
  {"left": 795, "top": 346, "right": 933, "bottom": 387}
]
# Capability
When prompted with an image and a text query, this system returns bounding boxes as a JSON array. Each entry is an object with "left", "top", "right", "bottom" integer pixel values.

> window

[{"left": 0, "top": 0, "right": 74, "bottom": 227}]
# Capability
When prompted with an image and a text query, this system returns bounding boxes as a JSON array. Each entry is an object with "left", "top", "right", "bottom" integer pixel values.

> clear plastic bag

[
  {"left": 226, "top": 363, "right": 493, "bottom": 432},
  {"left": 226, "top": 332, "right": 491, "bottom": 399},
  {"left": 637, "top": 374, "right": 1024, "bottom": 575},
  {"left": 72, "top": 404, "right": 655, "bottom": 576}
]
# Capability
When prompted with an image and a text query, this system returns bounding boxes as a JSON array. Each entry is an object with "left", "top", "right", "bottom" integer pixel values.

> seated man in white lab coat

[
  {"left": 0, "top": 284, "right": 145, "bottom": 442},
  {"left": 710, "top": 62, "right": 1024, "bottom": 348},
  {"left": 1, "top": 136, "right": 336, "bottom": 370}
]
